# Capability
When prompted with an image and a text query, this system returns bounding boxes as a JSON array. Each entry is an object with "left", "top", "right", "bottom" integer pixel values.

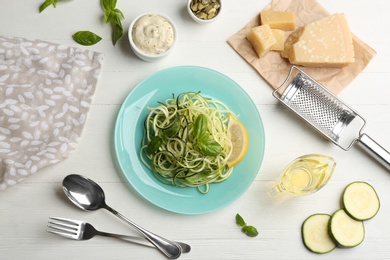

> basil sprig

[
  {"left": 147, "top": 113, "right": 222, "bottom": 157},
  {"left": 72, "top": 31, "right": 102, "bottom": 46},
  {"left": 236, "top": 214, "right": 259, "bottom": 237},
  {"left": 102, "top": 0, "right": 124, "bottom": 46},
  {"left": 194, "top": 114, "right": 222, "bottom": 157},
  {"left": 39, "top": 0, "right": 124, "bottom": 46},
  {"left": 39, "top": 0, "right": 58, "bottom": 13}
]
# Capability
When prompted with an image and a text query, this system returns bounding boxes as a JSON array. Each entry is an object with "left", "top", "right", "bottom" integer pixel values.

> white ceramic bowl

[
  {"left": 128, "top": 13, "right": 177, "bottom": 62},
  {"left": 187, "top": 0, "right": 221, "bottom": 24}
]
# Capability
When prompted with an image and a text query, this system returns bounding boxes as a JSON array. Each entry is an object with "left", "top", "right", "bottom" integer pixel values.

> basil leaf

[
  {"left": 72, "top": 31, "right": 102, "bottom": 46},
  {"left": 194, "top": 114, "right": 207, "bottom": 140},
  {"left": 198, "top": 137, "right": 222, "bottom": 156},
  {"left": 39, "top": 0, "right": 57, "bottom": 13},
  {"left": 148, "top": 136, "right": 164, "bottom": 154},
  {"left": 235, "top": 214, "right": 246, "bottom": 227},
  {"left": 113, "top": 8, "right": 124, "bottom": 19},
  {"left": 242, "top": 226, "right": 259, "bottom": 237},
  {"left": 110, "top": 0, "right": 117, "bottom": 9},
  {"left": 102, "top": 0, "right": 116, "bottom": 11},
  {"left": 194, "top": 114, "right": 221, "bottom": 156},
  {"left": 111, "top": 20, "right": 123, "bottom": 46},
  {"left": 104, "top": 10, "right": 113, "bottom": 23}
]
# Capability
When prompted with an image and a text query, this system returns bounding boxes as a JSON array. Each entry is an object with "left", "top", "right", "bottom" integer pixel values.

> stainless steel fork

[{"left": 47, "top": 217, "right": 191, "bottom": 254}]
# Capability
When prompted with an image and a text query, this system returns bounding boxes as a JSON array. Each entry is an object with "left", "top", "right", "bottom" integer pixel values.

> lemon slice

[{"left": 227, "top": 115, "right": 248, "bottom": 168}]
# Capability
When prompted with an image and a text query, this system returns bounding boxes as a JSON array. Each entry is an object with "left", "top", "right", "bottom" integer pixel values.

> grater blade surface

[{"left": 274, "top": 66, "right": 365, "bottom": 150}]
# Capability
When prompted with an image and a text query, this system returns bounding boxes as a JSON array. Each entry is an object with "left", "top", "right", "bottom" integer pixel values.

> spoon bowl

[
  {"left": 62, "top": 174, "right": 186, "bottom": 259},
  {"left": 63, "top": 174, "right": 106, "bottom": 211}
]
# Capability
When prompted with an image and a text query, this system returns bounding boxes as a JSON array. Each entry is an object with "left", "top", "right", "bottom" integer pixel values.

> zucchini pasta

[{"left": 140, "top": 91, "right": 235, "bottom": 194}]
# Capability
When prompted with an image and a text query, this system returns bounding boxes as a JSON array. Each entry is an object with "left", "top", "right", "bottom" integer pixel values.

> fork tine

[
  {"left": 46, "top": 217, "right": 80, "bottom": 240},
  {"left": 46, "top": 229, "right": 77, "bottom": 239},
  {"left": 48, "top": 217, "right": 80, "bottom": 227},
  {"left": 47, "top": 222, "right": 77, "bottom": 233}
]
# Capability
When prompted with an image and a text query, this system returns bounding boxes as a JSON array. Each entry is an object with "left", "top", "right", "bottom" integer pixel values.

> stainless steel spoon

[{"left": 62, "top": 174, "right": 185, "bottom": 259}]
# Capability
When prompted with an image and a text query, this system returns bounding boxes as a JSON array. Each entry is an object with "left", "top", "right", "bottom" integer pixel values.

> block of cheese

[
  {"left": 246, "top": 24, "right": 276, "bottom": 58},
  {"left": 270, "top": 29, "right": 286, "bottom": 51},
  {"left": 281, "top": 13, "right": 355, "bottom": 68},
  {"left": 260, "top": 10, "right": 296, "bottom": 31}
]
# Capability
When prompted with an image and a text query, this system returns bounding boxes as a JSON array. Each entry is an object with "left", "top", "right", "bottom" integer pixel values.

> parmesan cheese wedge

[
  {"left": 281, "top": 13, "right": 355, "bottom": 68},
  {"left": 270, "top": 29, "right": 286, "bottom": 51},
  {"left": 246, "top": 24, "right": 276, "bottom": 58},
  {"left": 261, "top": 10, "right": 296, "bottom": 31}
]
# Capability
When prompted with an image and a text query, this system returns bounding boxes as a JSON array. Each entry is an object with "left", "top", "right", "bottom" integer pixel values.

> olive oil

[{"left": 269, "top": 154, "right": 336, "bottom": 197}]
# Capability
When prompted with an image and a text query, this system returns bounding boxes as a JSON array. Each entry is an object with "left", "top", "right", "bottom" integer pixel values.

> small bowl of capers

[{"left": 187, "top": 0, "right": 221, "bottom": 24}]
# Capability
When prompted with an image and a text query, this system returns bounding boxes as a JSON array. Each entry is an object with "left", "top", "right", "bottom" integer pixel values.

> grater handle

[{"left": 357, "top": 133, "right": 390, "bottom": 171}]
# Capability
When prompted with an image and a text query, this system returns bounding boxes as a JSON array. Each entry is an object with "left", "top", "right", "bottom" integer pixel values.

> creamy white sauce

[{"left": 132, "top": 14, "right": 175, "bottom": 55}]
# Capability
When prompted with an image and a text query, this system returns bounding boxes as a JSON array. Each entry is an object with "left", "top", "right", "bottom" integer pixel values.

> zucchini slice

[
  {"left": 329, "top": 209, "right": 365, "bottom": 248},
  {"left": 342, "top": 181, "right": 380, "bottom": 221},
  {"left": 302, "top": 214, "right": 336, "bottom": 254}
]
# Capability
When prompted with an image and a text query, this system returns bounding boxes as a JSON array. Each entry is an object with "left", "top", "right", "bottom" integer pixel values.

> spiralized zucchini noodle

[{"left": 140, "top": 91, "right": 235, "bottom": 194}]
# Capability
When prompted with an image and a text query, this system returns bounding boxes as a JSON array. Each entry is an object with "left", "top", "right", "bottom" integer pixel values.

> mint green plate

[{"left": 114, "top": 66, "right": 265, "bottom": 214}]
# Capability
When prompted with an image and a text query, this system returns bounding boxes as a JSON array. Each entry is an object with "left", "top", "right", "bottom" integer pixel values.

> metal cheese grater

[{"left": 273, "top": 66, "right": 390, "bottom": 171}]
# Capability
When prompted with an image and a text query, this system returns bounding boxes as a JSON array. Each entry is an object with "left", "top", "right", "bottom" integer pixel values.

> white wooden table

[{"left": 1, "top": 0, "right": 390, "bottom": 259}]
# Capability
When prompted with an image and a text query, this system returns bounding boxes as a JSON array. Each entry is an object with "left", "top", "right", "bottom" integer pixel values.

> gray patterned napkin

[{"left": 0, "top": 36, "right": 104, "bottom": 191}]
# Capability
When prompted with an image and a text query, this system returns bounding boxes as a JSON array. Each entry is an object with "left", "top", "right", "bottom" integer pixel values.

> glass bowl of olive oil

[{"left": 268, "top": 154, "right": 336, "bottom": 197}]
